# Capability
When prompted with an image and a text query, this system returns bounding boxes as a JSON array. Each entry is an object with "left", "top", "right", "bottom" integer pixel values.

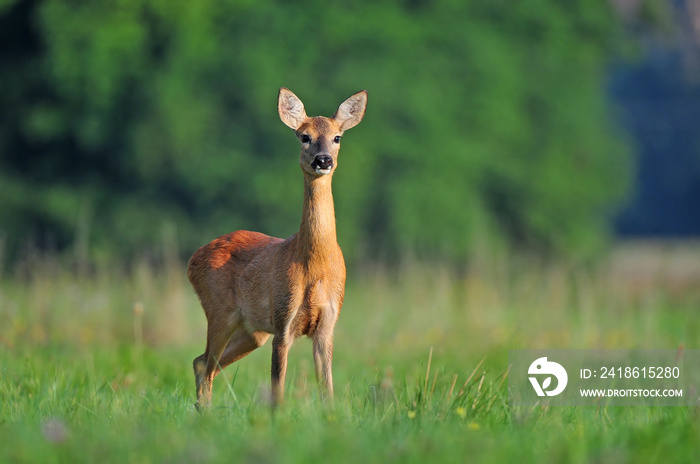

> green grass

[{"left": 1, "top": 249, "right": 699, "bottom": 463}]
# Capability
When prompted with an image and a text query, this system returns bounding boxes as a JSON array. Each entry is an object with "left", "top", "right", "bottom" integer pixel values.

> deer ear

[
  {"left": 333, "top": 90, "right": 367, "bottom": 131},
  {"left": 278, "top": 88, "right": 307, "bottom": 130}
]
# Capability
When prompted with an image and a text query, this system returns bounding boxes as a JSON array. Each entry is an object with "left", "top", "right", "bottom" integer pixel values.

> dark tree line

[{"left": 0, "top": 0, "right": 647, "bottom": 264}]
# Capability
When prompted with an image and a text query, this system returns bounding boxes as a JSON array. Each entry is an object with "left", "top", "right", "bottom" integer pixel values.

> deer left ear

[
  {"left": 278, "top": 88, "right": 307, "bottom": 130},
  {"left": 333, "top": 90, "right": 367, "bottom": 131}
]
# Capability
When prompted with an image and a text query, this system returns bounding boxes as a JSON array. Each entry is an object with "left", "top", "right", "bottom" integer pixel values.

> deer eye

[
  {"left": 333, "top": 136, "right": 341, "bottom": 143},
  {"left": 300, "top": 134, "right": 311, "bottom": 143}
]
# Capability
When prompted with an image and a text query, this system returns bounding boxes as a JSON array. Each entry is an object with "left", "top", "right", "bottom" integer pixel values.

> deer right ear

[
  {"left": 333, "top": 90, "right": 368, "bottom": 131},
  {"left": 278, "top": 88, "right": 307, "bottom": 130}
]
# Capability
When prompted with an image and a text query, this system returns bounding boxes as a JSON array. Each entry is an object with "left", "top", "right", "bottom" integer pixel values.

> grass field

[{"left": 1, "top": 243, "right": 699, "bottom": 463}]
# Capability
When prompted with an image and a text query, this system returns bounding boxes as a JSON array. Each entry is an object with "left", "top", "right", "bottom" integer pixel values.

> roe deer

[{"left": 187, "top": 88, "right": 367, "bottom": 408}]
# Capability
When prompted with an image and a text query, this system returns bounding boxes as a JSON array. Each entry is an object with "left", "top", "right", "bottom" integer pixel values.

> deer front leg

[
  {"left": 271, "top": 334, "right": 291, "bottom": 405},
  {"left": 312, "top": 309, "right": 338, "bottom": 401},
  {"left": 312, "top": 333, "right": 334, "bottom": 401}
]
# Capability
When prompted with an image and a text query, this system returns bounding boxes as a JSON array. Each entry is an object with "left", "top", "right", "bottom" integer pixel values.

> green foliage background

[{"left": 0, "top": 0, "right": 632, "bottom": 263}]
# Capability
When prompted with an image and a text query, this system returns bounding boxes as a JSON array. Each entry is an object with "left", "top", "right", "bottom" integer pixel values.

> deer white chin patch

[{"left": 315, "top": 167, "right": 332, "bottom": 175}]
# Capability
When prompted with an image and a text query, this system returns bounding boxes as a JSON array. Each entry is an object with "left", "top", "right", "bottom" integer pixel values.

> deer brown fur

[{"left": 187, "top": 88, "right": 367, "bottom": 408}]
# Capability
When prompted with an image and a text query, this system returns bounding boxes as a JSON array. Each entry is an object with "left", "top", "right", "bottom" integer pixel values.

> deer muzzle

[{"left": 311, "top": 154, "right": 333, "bottom": 175}]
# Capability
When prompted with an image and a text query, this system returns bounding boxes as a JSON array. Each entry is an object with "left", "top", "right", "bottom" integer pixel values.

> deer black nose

[{"left": 312, "top": 154, "right": 333, "bottom": 170}]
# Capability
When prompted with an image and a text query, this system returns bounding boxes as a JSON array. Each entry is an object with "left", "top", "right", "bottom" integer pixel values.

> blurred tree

[{"left": 0, "top": 0, "right": 632, "bottom": 264}]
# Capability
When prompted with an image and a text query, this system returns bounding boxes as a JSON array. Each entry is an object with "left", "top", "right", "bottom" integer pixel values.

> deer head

[{"left": 278, "top": 88, "right": 368, "bottom": 178}]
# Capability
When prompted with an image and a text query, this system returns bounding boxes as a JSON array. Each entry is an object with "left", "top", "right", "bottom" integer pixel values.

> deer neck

[{"left": 294, "top": 174, "right": 338, "bottom": 263}]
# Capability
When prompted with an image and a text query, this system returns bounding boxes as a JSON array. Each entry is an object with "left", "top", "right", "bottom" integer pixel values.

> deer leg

[
  {"left": 194, "top": 315, "right": 236, "bottom": 410},
  {"left": 312, "top": 326, "right": 335, "bottom": 401},
  {"left": 193, "top": 353, "right": 207, "bottom": 404},
  {"left": 217, "top": 329, "right": 270, "bottom": 372},
  {"left": 270, "top": 334, "right": 291, "bottom": 406}
]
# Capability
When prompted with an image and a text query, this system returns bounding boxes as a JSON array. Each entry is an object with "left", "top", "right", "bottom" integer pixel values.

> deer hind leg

[
  {"left": 193, "top": 312, "right": 238, "bottom": 410},
  {"left": 217, "top": 329, "right": 270, "bottom": 371}
]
